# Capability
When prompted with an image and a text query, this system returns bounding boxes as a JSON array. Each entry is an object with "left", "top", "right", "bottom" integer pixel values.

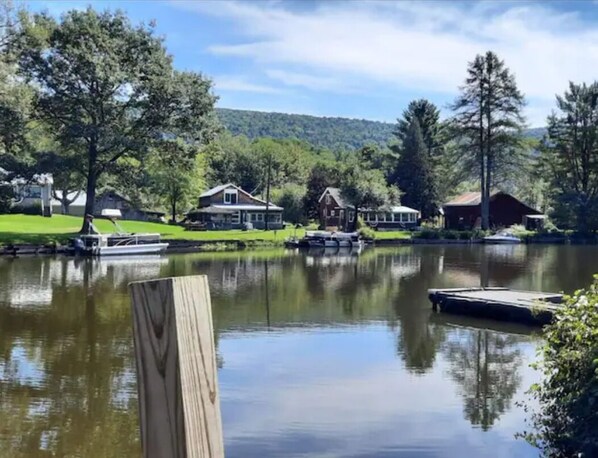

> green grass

[
  {"left": 0, "top": 214, "right": 306, "bottom": 245},
  {"left": 0, "top": 214, "right": 413, "bottom": 246},
  {"left": 371, "top": 230, "right": 412, "bottom": 240}
]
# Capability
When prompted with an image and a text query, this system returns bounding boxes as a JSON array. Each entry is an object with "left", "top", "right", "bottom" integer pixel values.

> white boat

[
  {"left": 483, "top": 231, "right": 521, "bottom": 244},
  {"left": 303, "top": 231, "right": 364, "bottom": 249},
  {"left": 73, "top": 209, "right": 169, "bottom": 256}
]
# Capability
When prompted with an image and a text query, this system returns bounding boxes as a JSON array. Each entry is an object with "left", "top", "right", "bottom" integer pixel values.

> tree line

[{"left": 1, "top": 2, "right": 597, "bottom": 232}]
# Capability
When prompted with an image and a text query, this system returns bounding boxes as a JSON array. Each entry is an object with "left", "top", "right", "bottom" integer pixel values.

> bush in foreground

[{"left": 522, "top": 276, "right": 598, "bottom": 457}]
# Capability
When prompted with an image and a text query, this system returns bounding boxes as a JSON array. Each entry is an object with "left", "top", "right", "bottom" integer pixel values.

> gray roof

[
  {"left": 200, "top": 183, "right": 236, "bottom": 198},
  {"left": 319, "top": 187, "right": 348, "bottom": 208}
]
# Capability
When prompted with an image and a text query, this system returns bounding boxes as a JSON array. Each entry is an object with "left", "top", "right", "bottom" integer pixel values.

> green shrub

[
  {"left": 522, "top": 276, "right": 598, "bottom": 457},
  {"left": 443, "top": 230, "right": 459, "bottom": 240},
  {"left": 414, "top": 229, "right": 441, "bottom": 239},
  {"left": 11, "top": 202, "right": 42, "bottom": 216},
  {"left": 358, "top": 225, "right": 376, "bottom": 240},
  {"left": 0, "top": 185, "right": 13, "bottom": 214}
]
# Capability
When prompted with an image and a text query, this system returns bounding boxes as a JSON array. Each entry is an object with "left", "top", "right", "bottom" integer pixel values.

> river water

[{"left": 1, "top": 245, "right": 596, "bottom": 457}]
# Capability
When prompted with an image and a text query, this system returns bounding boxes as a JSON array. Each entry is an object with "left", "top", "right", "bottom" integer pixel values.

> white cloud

[
  {"left": 214, "top": 76, "right": 284, "bottom": 94},
  {"left": 174, "top": 0, "right": 598, "bottom": 126}
]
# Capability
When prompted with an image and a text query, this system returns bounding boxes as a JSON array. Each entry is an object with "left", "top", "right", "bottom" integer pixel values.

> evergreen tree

[
  {"left": 394, "top": 119, "right": 438, "bottom": 218},
  {"left": 395, "top": 99, "right": 442, "bottom": 158},
  {"left": 451, "top": 51, "right": 526, "bottom": 230},
  {"left": 543, "top": 82, "right": 598, "bottom": 232}
]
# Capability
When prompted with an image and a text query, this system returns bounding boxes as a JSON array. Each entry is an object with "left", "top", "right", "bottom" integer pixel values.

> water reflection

[{"left": 0, "top": 246, "right": 597, "bottom": 456}]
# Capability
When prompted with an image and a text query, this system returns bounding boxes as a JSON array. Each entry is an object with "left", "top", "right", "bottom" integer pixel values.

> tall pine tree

[
  {"left": 394, "top": 118, "right": 438, "bottom": 218},
  {"left": 543, "top": 82, "right": 598, "bottom": 232},
  {"left": 451, "top": 51, "right": 525, "bottom": 230},
  {"left": 395, "top": 99, "right": 442, "bottom": 158}
]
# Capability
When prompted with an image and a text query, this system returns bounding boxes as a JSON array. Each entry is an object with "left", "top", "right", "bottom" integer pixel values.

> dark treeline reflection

[{"left": 0, "top": 245, "right": 597, "bottom": 456}]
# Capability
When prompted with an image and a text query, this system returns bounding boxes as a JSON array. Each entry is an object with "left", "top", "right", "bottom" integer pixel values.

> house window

[
  {"left": 349, "top": 211, "right": 354, "bottom": 222},
  {"left": 224, "top": 189, "right": 238, "bottom": 204},
  {"left": 330, "top": 210, "right": 335, "bottom": 217},
  {"left": 250, "top": 213, "right": 257, "bottom": 222},
  {"left": 386, "top": 213, "right": 393, "bottom": 222},
  {"left": 257, "top": 213, "right": 263, "bottom": 221},
  {"left": 326, "top": 194, "right": 331, "bottom": 205},
  {"left": 410, "top": 213, "right": 417, "bottom": 222},
  {"left": 323, "top": 208, "right": 327, "bottom": 217},
  {"left": 378, "top": 213, "right": 385, "bottom": 222}
]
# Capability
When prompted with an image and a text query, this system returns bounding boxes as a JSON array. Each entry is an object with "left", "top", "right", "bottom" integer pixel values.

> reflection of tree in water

[
  {"left": 444, "top": 329, "right": 523, "bottom": 430},
  {"left": 391, "top": 250, "right": 446, "bottom": 374}
]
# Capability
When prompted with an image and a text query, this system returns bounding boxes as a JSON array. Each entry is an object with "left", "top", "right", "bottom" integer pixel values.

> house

[
  {"left": 51, "top": 191, "right": 87, "bottom": 216},
  {"left": 318, "top": 187, "right": 420, "bottom": 230},
  {"left": 188, "top": 183, "right": 284, "bottom": 230},
  {"left": 1, "top": 168, "right": 53, "bottom": 216},
  {"left": 443, "top": 191, "right": 543, "bottom": 230},
  {"left": 318, "top": 187, "right": 355, "bottom": 230},
  {"left": 95, "top": 190, "right": 165, "bottom": 222}
]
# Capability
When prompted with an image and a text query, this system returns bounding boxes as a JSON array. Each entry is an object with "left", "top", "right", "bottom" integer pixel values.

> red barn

[{"left": 443, "top": 191, "right": 542, "bottom": 230}]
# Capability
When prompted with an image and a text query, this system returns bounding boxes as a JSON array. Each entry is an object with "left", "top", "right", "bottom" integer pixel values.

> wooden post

[{"left": 129, "top": 276, "right": 224, "bottom": 458}]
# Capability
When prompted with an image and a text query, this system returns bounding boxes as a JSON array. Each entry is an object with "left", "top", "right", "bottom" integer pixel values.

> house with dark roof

[
  {"left": 188, "top": 183, "right": 283, "bottom": 230},
  {"left": 318, "top": 187, "right": 420, "bottom": 230},
  {"left": 442, "top": 191, "right": 543, "bottom": 230},
  {"left": 95, "top": 190, "right": 165, "bottom": 222}
]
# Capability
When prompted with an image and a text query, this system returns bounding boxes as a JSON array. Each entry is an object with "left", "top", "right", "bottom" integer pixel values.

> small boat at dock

[
  {"left": 303, "top": 231, "right": 364, "bottom": 249},
  {"left": 483, "top": 231, "right": 521, "bottom": 244},
  {"left": 72, "top": 210, "right": 169, "bottom": 256}
]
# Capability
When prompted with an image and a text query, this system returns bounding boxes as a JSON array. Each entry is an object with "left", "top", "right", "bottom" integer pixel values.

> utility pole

[{"left": 265, "top": 154, "right": 271, "bottom": 231}]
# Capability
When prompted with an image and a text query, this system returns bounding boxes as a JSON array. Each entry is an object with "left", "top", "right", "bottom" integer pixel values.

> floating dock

[{"left": 428, "top": 287, "right": 563, "bottom": 326}]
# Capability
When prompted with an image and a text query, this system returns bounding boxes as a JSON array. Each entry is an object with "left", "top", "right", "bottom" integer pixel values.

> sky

[{"left": 22, "top": 0, "right": 598, "bottom": 127}]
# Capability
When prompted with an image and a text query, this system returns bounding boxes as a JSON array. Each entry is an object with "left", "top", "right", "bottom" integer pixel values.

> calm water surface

[{"left": 1, "top": 245, "right": 597, "bottom": 457}]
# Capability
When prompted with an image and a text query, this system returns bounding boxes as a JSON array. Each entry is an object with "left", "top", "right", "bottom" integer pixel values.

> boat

[
  {"left": 483, "top": 230, "right": 521, "bottom": 244},
  {"left": 72, "top": 209, "right": 169, "bottom": 256},
  {"left": 302, "top": 231, "right": 364, "bottom": 249}
]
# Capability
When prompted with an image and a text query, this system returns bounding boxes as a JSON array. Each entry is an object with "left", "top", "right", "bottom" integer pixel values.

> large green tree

[
  {"left": 18, "top": 8, "right": 217, "bottom": 231},
  {"left": 395, "top": 99, "right": 443, "bottom": 158},
  {"left": 302, "top": 161, "right": 341, "bottom": 221},
  {"left": 451, "top": 51, "right": 526, "bottom": 230},
  {"left": 340, "top": 160, "right": 400, "bottom": 231},
  {"left": 393, "top": 119, "right": 438, "bottom": 218},
  {"left": 146, "top": 140, "right": 205, "bottom": 223},
  {"left": 543, "top": 82, "right": 598, "bottom": 232}
]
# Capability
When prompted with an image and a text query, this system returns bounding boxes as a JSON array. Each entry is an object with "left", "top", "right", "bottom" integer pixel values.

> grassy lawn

[
  {"left": 0, "top": 214, "right": 306, "bottom": 245},
  {"left": 371, "top": 230, "right": 412, "bottom": 240},
  {"left": 0, "top": 214, "right": 414, "bottom": 245}
]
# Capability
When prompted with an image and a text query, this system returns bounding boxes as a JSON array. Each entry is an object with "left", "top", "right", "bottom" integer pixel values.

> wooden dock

[{"left": 428, "top": 287, "right": 563, "bottom": 326}]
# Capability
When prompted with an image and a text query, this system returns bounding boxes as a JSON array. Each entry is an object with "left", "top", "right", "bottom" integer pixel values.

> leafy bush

[
  {"left": 443, "top": 230, "right": 459, "bottom": 240},
  {"left": 358, "top": 225, "right": 376, "bottom": 240},
  {"left": 11, "top": 202, "right": 42, "bottom": 215},
  {"left": 0, "top": 185, "right": 14, "bottom": 214},
  {"left": 413, "top": 229, "right": 441, "bottom": 239},
  {"left": 522, "top": 277, "right": 598, "bottom": 457}
]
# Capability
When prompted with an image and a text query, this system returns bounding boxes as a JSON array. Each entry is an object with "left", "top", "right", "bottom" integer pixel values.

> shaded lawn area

[{"left": 0, "top": 214, "right": 305, "bottom": 245}]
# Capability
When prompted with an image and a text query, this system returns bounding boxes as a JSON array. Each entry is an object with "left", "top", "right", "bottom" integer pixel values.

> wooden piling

[{"left": 129, "top": 276, "right": 224, "bottom": 458}]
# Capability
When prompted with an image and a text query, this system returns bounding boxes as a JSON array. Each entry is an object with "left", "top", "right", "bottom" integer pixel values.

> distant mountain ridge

[{"left": 216, "top": 108, "right": 546, "bottom": 150}]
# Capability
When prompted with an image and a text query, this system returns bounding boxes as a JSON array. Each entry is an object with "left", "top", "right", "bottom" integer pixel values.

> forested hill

[
  {"left": 216, "top": 108, "right": 546, "bottom": 150},
  {"left": 216, "top": 108, "right": 395, "bottom": 150}
]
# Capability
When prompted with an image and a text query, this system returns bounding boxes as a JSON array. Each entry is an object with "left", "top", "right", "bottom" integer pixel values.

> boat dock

[{"left": 428, "top": 287, "right": 563, "bottom": 326}]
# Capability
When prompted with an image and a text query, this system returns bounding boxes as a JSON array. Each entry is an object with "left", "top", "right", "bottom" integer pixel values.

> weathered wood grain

[{"left": 130, "top": 276, "right": 224, "bottom": 458}]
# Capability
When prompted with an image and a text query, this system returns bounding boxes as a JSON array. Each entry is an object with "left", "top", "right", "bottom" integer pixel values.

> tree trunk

[
  {"left": 81, "top": 142, "right": 98, "bottom": 233},
  {"left": 171, "top": 199, "right": 177, "bottom": 224}
]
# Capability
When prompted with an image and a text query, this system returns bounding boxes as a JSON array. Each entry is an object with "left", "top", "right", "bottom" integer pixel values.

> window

[
  {"left": 224, "top": 189, "right": 238, "bottom": 204},
  {"left": 326, "top": 194, "right": 331, "bottom": 205},
  {"left": 400, "top": 213, "right": 407, "bottom": 222},
  {"left": 250, "top": 213, "right": 257, "bottom": 222},
  {"left": 378, "top": 213, "right": 385, "bottom": 222},
  {"left": 257, "top": 213, "right": 263, "bottom": 221},
  {"left": 349, "top": 211, "right": 354, "bottom": 222},
  {"left": 330, "top": 210, "right": 335, "bottom": 217},
  {"left": 340, "top": 209, "right": 345, "bottom": 220},
  {"left": 323, "top": 208, "right": 327, "bottom": 217},
  {"left": 386, "top": 213, "right": 393, "bottom": 222},
  {"left": 410, "top": 213, "right": 417, "bottom": 222}
]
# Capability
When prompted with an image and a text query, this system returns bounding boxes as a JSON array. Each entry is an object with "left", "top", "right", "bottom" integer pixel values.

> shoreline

[{"left": 1, "top": 235, "right": 596, "bottom": 256}]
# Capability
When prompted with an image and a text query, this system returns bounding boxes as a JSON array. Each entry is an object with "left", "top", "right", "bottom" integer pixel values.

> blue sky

[{"left": 22, "top": 0, "right": 598, "bottom": 126}]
